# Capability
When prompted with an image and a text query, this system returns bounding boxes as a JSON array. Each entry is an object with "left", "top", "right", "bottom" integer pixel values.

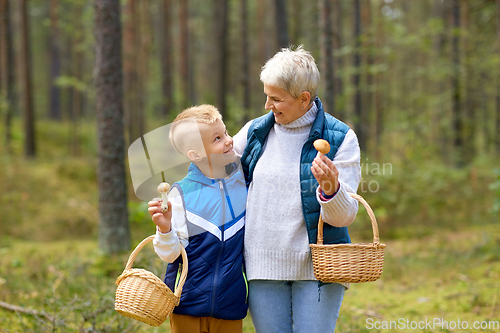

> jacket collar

[
  {"left": 309, "top": 97, "right": 324, "bottom": 140},
  {"left": 184, "top": 162, "right": 245, "bottom": 187}
]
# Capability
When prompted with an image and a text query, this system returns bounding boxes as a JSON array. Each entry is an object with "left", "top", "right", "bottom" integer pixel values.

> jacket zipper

[{"left": 210, "top": 179, "right": 225, "bottom": 317}]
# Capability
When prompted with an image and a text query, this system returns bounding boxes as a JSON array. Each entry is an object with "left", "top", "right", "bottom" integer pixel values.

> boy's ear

[{"left": 187, "top": 149, "right": 203, "bottom": 162}]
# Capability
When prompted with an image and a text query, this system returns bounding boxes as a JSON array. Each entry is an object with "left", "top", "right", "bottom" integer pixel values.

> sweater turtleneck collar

[{"left": 280, "top": 102, "right": 318, "bottom": 130}]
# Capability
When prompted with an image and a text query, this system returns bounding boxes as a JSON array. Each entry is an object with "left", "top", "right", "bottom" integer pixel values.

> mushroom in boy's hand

[
  {"left": 157, "top": 182, "right": 171, "bottom": 212},
  {"left": 313, "top": 139, "right": 330, "bottom": 158}
]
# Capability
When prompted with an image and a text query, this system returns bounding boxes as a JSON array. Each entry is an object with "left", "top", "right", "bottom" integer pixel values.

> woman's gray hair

[{"left": 260, "top": 45, "right": 320, "bottom": 100}]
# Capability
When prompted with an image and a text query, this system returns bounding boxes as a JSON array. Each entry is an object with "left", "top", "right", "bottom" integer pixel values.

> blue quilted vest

[
  {"left": 241, "top": 97, "right": 351, "bottom": 245},
  {"left": 164, "top": 163, "right": 248, "bottom": 320}
]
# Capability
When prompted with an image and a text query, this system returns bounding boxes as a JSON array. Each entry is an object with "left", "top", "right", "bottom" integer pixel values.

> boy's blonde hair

[{"left": 169, "top": 104, "right": 222, "bottom": 155}]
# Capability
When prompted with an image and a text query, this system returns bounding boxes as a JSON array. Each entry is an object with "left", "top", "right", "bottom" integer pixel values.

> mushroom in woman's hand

[
  {"left": 157, "top": 182, "right": 171, "bottom": 212},
  {"left": 313, "top": 139, "right": 330, "bottom": 158}
]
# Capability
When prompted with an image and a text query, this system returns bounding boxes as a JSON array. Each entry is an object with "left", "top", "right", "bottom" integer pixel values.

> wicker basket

[
  {"left": 115, "top": 235, "right": 188, "bottom": 327},
  {"left": 310, "top": 193, "right": 386, "bottom": 283}
]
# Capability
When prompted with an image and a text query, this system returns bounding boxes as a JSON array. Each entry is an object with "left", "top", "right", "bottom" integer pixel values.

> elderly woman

[{"left": 232, "top": 46, "right": 361, "bottom": 332}]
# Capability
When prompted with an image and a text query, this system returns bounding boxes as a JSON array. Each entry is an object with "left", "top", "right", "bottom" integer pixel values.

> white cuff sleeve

[
  {"left": 152, "top": 187, "right": 189, "bottom": 263},
  {"left": 318, "top": 129, "right": 361, "bottom": 227}
]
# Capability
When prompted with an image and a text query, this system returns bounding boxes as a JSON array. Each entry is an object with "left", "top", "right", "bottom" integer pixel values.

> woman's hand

[
  {"left": 311, "top": 154, "right": 339, "bottom": 196},
  {"left": 148, "top": 199, "right": 172, "bottom": 233}
]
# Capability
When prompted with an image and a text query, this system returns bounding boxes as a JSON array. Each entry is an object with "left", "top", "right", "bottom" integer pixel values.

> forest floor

[{"left": 0, "top": 222, "right": 499, "bottom": 332}]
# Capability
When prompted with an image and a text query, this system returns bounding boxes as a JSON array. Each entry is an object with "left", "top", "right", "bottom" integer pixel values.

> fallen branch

[{"left": 0, "top": 300, "right": 55, "bottom": 322}]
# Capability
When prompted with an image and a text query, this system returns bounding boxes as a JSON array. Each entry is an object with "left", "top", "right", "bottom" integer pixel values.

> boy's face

[{"left": 198, "top": 118, "right": 237, "bottom": 166}]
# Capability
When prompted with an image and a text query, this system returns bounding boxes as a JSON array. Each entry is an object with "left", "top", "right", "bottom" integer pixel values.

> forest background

[{"left": 0, "top": 0, "right": 499, "bottom": 332}]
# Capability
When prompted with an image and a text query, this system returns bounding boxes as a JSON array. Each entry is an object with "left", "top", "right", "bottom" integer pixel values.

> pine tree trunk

[
  {"left": 290, "top": 0, "right": 301, "bottom": 45},
  {"left": 180, "top": 0, "right": 189, "bottom": 108},
  {"left": 19, "top": 0, "right": 35, "bottom": 157},
  {"left": 0, "top": 0, "right": 6, "bottom": 97},
  {"left": 332, "top": 0, "right": 343, "bottom": 119},
  {"left": 363, "top": 0, "right": 374, "bottom": 152},
  {"left": 451, "top": 0, "right": 463, "bottom": 167},
  {"left": 70, "top": 1, "right": 84, "bottom": 156},
  {"left": 241, "top": 0, "right": 251, "bottom": 123},
  {"left": 461, "top": 0, "right": 474, "bottom": 164},
  {"left": 433, "top": 0, "right": 448, "bottom": 161},
  {"left": 214, "top": 0, "right": 228, "bottom": 118},
  {"left": 160, "top": 0, "right": 173, "bottom": 117},
  {"left": 353, "top": 0, "right": 365, "bottom": 152},
  {"left": 4, "top": 0, "right": 14, "bottom": 148},
  {"left": 136, "top": 0, "right": 149, "bottom": 137},
  {"left": 497, "top": 0, "right": 500, "bottom": 155},
  {"left": 274, "top": 0, "right": 288, "bottom": 49},
  {"left": 94, "top": 0, "right": 130, "bottom": 254},
  {"left": 49, "top": 0, "right": 61, "bottom": 120},
  {"left": 374, "top": 0, "right": 384, "bottom": 157},
  {"left": 319, "top": 0, "right": 334, "bottom": 115},
  {"left": 0, "top": 0, "right": 14, "bottom": 148},
  {"left": 123, "top": 0, "right": 138, "bottom": 145}
]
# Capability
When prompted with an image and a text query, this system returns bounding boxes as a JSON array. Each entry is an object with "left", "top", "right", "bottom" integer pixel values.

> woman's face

[{"left": 263, "top": 84, "right": 309, "bottom": 125}]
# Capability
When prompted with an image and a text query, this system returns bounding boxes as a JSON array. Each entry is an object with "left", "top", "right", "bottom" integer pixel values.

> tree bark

[
  {"left": 374, "top": 0, "right": 384, "bottom": 157},
  {"left": 332, "top": 0, "right": 343, "bottom": 117},
  {"left": 461, "top": 0, "right": 474, "bottom": 164},
  {"left": 497, "top": 0, "right": 500, "bottom": 155},
  {"left": 214, "top": 0, "right": 228, "bottom": 118},
  {"left": 0, "top": 0, "right": 15, "bottom": 148},
  {"left": 160, "top": 0, "right": 173, "bottom": 117},
  {"left": 94, "top": 0, "right": 130, "bottom": 254},
  {"left": 353, "top": 0, "right": 365, "bottom": 152},
  {"left": 274, "top": 0, "right": 288, "bottom": 49},
  {"left": 363, "top": 0, "right": 374, "bottom": 152},
  {"left": 451, "top": 0, "right": 463, "bottom": 167},
  {"left": 241, "top": 0, "right": 251, "bottom": 123},
  {"left": 19, "top": 0, "right": 35, "bottom": 157},
  {"left": 179, "top": 0, "right": 190, "bottom": 108},
  {"left": 290, "top": 0, "right": 301, "bottom": 45},
  {"left": 70, "top": 1, "right": 84, "bottom": 156},
  {"left": 49, "top": 0, "right": 61, "bottom": 120},
  {"left": 319, "top": 0, "right": 334, "bottom": 115},
  {"left": 123, "top": 0, "right": 139, "bottom": 145}
]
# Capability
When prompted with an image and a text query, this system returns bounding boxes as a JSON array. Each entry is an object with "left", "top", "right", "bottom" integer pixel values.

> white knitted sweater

[{"left": 232, "top": 104, "right": 361, "bottom": 281}]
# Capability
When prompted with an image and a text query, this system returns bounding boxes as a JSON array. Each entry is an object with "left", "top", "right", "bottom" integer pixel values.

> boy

[{"left": 148, "top": 105, "right": 248, "bottom": 333}]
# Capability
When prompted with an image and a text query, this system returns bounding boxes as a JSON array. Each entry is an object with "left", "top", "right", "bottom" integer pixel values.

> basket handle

[
  {"left": 317, "top": 192, "right": 380, "bottom": 246},
  {"left": 121, "top": 235, "right": 189, "bottom": 297}
]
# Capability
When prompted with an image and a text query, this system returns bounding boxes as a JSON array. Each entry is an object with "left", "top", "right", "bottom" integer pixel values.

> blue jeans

[{"left": 248, "top": 280, "right": 345, "bottom": 333}]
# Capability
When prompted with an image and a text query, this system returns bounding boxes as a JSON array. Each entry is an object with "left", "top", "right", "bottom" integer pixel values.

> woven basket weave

[
  {"left": 310, "top": 193, "right": 386, "bottom": 283},
  {"left": 115, "top": 235, "right": 188, "bottom": 327}
]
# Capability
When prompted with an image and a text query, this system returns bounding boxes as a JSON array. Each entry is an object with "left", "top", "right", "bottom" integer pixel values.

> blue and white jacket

[{"left": 160, "top": 163, "right": 248, "bottom": 320}]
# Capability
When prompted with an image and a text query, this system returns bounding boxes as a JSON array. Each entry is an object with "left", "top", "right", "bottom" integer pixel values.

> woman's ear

[
  {"left": 187, "top": 149, "right": 203, "bottom": 162},
  {"left": 301, "top": 91, "right": 311, "bottom": 108}
]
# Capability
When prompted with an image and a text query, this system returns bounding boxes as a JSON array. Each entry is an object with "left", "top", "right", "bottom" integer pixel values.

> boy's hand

[
  {"left": 148, "top": 199, "right": 172, "bottom": 233},
  {"left": 311, "top": 154, "right": 339, "bottom": 196}
]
